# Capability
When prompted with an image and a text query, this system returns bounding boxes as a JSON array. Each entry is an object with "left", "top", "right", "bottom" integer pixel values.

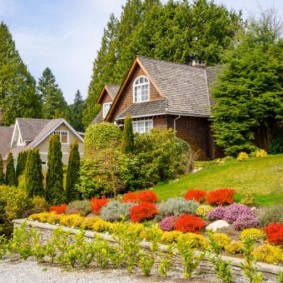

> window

[
  {"left": 103, "top": 102, "right": 112, "bottom": 118},
  {"left": 133, "top": 76, "right": 149, "bottom": 103},
  {"left": 53, "top": 130, "right": 69, "bottom": 144},
  {"left": 133, "top": 119, "right": 153, "bottom": 134}
]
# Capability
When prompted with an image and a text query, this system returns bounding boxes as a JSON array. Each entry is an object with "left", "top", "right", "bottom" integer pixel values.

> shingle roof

[
  {"left": 105, "top": 84, "right": 120, "bottom": 100},
  {"left": 136, "top": 56, "right": 212, "bottom": 117},
  {"left": 0, "top": 126, "right": 14, "bottom": 159},
  {"left": 116, "top": 100, "right": 167, "bottom": 120},
  {"left": 206, "top": 65, "right": 223, "bottom": 106},
  {"left": 92, "top": 110, "right": 103, "bottom": 124}
]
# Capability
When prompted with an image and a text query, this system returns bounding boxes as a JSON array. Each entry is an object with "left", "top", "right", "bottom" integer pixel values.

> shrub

[
  {"left": 159, "top": 216, "right": 178, "bottom": 231},
  {"left": 206, "top": 188, "right": 235, "bottom": 205},
  {"left": 65, "top": 200, "right": 91, "bottom": 216},
  {"left": 49, "top": 204, "right": 67, "bottom": 214},
  {"left": 184, "top": 189, "right": 206, "bottom": 203},
  {"left": 211, "top": 233, "right": 231, "bottom": 249},
  {"left": 233, "top": 214, "right": 259, "bottom": 231},
  {"left": 80, "top": 217, "right": 100, "bottom": 230},
  {"left": 31, "top": 196, "right": 48, "bottom": 214},
  {"left": 59, "top": 214, "right": 83, "bottom": 227},
  {"left": 129, "top": 203, "right": 158, "bottom": 222},
  {"left": 240, "top": 228, "right": 265, "bottom": 242},
  {"left": 264, "top": 223, "right": 283, "bottom": 246},
  {"left": 178, "top": 233, "right": 208, "bottom": 249},
  {"left": 160, "top": 231, "right": 183, "bottom": 244},
  {"left": 90, "top": 197, "right": 108, "bottom": 214},
  {"left": 196, "top": 205, "right": 214, "bottom": 218},
  {"left": 175, "top": 214, "right": 205, "bottom": 234},
  {"left": 157, "top": 198, "right": 199, "bottom": 220},
  {"left": 207, "top": 206, "right": 226, "bottom": 221},
  {"left": 100, "top": 201, "right": 134, "bottom": 222},
  {"left": 122, "top": 190, "right": 158, "bottom": 203},
  {"left": 255, "top": 149, "right": 267, "bottom": 158},
  {"left": 92, "top": 219, "right": 111, "bottom": 232},
  {"left": 237, "top": 152, "right": 249, "bottom": 161},
  {"left": 223, "top": 203, "right": 252, "bottom": 224},
  {"left": 256, "top": 205, "right": 283, "bottom": 227},
  {"left": 225, "top": 241, "right": 243, "bottom": 254},
  {"left": 240, "top": 193, "right": 255, "bottom": 206},
  {"left": 28, "top": 212, "right": 52, "bottom": 223},
  {"left": 252, "top": 244, "right": 283, "bottom": 264}
]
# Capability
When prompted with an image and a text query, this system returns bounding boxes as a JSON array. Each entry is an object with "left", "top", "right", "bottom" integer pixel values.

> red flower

[
  {"left": 265, "top": 223, "right": 283, "bottom": 247},
  {"left": 175, "top": 214, "right": 205, "bottom": 234},
  {"left": 185, "top": 189, "right": 206, "bottom": 203},
  {"left": 122, "top": 190, "right": 158, "bottom": 203},
  {"left": 50, "top": 204, "right": 67, "bottom": 214},
  {"left": 90, "top": 196, "right": 108, "bottom": 214},
  {"left": 206, "top": 188, "right": 236, "bottom": 205},
  {"left": 129, "top": 202, "right": 158, "bottom": 222}
]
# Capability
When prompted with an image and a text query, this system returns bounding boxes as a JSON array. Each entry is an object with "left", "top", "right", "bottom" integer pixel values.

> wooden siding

[{"left": 110, "top": 65, "right": 163, "bottom": 121}]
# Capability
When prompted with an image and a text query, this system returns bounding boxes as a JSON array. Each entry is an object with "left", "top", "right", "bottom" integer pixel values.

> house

[
  {"left": 0, "top": 118, "right": 84, "bottom": 167},
  {"left": 93, "top": 56, "right": 222, "bottom": 160}
]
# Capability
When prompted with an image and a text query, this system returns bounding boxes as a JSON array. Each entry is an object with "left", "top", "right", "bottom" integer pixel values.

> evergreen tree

[
  {"left": 66, "top": 140, "right": 81, "bottom": 202},
  {"left": 5, "top": 152, "right": 16, "bottom": 186},
  {"left": 45, "top": 134, "right": 65, "bottom": 205},
  {"left": 212, "top": 12, "right": 283, "bottom": 156},
  {"left": 0, "top": 154, "right": 5, "bottom": 185},
  {"left": 25, "top": 149, "right": 44, "bottom": 197},
  {"left": 69, "top": 90, "right": 86, "bottom": 132},
  {"left": 37, "top": 67, "right": 70, "bottom": 121},
  {"left": 121, "top": 113, "right": 135, "bottom": 153},
  {"left": 16, "top": 151, "right": 28, "bottom": 180},
  {"left": 0, "top": 22, "right": 42, "bottom": 126}
]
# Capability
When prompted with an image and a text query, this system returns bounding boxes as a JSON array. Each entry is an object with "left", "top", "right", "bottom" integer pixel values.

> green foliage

[
  {"left": 24, "top": 149, "right": 44, "bottom": 197},
  {"left": 0, "top": 200, "right": 12, "bottom": 237},
  {"left": 84, "top": 122, "right": 121, "bottom": 158},
  {"left": 46, "top": 134, "right": 65, "bottom": 205},
  {"left": 256, "top": 204, "right": 283, "bottom": 227},
  {"left": 121, "top": 113, "right": 134, "bottom": 154},
  {"left": 69, "top": 90, "right": 86, "bottom": 132},
  {"left": 66, "top": 141, "right": 81, "bottom": 203},
  {"left": 100, "top": 201, "right": 134, "bottom": 222},
  {"left": 0, "top": 154, "right": 4, "bottom": 185},
  {"left": 65, "top": 200, "right": 91, "bottom": 216},
  {"left": 0, "top": 22, "right": 42, "bottom": 126},
  {"left": 16, "top": 151, "right": 28, "bottom": 180},
  {"left": 5, "top": 152, "right": 16, "bottom": 186}
]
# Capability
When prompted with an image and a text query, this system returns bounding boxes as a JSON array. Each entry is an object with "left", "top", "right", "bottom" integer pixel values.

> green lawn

[{"left": 153, "top": 154, "right": 283, "bottom": 206}]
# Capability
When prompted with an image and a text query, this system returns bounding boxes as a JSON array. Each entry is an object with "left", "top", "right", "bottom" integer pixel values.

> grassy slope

[{"left": 153, "top": 154, "right": 283, "bottom": 206}]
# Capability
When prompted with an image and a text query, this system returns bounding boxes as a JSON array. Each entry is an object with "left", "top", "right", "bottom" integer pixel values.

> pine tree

[
  {"left": 0, "top": 154, "right": 5, "bottom": 184},
  {"left": 0, "top": 22, "right": 42, "bottom": 126},
  {"left": 69, "top": 90, "right": 86, "bottom": 132},
  {"left": 66, "top": 140, "right": 81, "bottom": 203},
  {"left": 16, "top": 151, "right": 28, "bottom": 180},
  {"left": 37, "top": 67, "right": 70, "bottom": 121},
  {"left": 45, "top": 134, "right": 65, "bottom": 205},
  {"left": 5, "top": 152, "right": 16, "bottom": 186},
  {"left": 25, "top": 149, "right": 44, "bottom": 197},
  {"left": 121, "top": 113, "right": 135, "bottom": 154}
]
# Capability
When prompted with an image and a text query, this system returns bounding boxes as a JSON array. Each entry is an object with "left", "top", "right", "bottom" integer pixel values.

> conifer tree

[
  {"left": 0, "top": 154, "right": 5, "bottom": 185},
  {"left": 69, "top": 90, "right": 86, "bottom": 132},
  {"left": 25, "top": 149, "right": 44, "bottom": 197},
  {"left": 66, "top": 140, "right": 81, "bottom": 203},
  {"left": 45, "top": 134, "right": 65, "bottom": 205},
  {"left": 5, "top": 152, "right": 16, "bottom": 186},
  {"left": 16, "top": 151, "right": 28, "bottom": 180},
  {"left": 121, "top": 113, "right": 135, "bottom": 154}
]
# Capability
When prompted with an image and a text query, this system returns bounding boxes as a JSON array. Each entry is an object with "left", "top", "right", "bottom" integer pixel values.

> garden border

[{"left": 13, "top": 219, "right": 283, "bottom": 281}]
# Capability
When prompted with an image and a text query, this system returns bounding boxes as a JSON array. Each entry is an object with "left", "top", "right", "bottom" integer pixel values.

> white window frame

[
  {"left": 53, "top": 130, "right": 69, "bottom": 144},
  {"left": 103, "top": 102, "right": 112, "bottom": 118},
  {"left": 132, "top": 119, "right": 153, "bottom": 134},
  {"left": 133, "top": 76, "right": 149, "bottom": 103}
]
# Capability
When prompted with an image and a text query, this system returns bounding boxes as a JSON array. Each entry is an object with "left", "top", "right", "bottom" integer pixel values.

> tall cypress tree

[
  {"left": 16, "top": 151, "right": 28, "bottom": 180},
  {"left": 0, "top": 154, "right": 5, "bottom": 185},
  {"left": 25, "top": 149, "right": 44, "bottom": 197},
  {"left": 66, "top": 140, "right": 81, "bottom": 203},
  {"left": 45, "top": 134, "right": 65, "bottom": 205},
  {"left": 121, "top": 113, "right": 135, "bottom": 154},
  {"left": 5, "top": 152, "right": 16, "bottom": 186}
]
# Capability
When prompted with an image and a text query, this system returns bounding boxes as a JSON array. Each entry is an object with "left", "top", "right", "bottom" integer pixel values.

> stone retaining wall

[{"left": 13, "top": 219, "right": 283, "bottom": 282}]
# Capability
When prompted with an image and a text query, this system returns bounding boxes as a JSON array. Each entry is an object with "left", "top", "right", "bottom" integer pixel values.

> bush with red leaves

[
  {"left": 264, "top": 223, "right": 283, "bottom": 247},
  {"left": 206, "top": 188, "right": 235, "bottom": 205},
  {"left": 50, "top": 204, "right": 67, "bottom": 214},
  {"left": 175, "top": 214, "right": 206, "bottom": 234},
  {"left": 129, "top": 202, "right": 158, "bottom": 222},
  {"left": 90, "top": 196, "right": 108, "bottom": 214},
  {"left": 122, "top": 190, "right": 158, "bottom": 203},
  {"left": 185, "top": 189, "right": 206, "bottom": 203}
]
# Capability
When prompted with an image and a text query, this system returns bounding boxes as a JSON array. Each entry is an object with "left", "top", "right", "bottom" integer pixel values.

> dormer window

[
  {"left": 133, "top": 76, "right": 149, "bottom": 103},
  {"left": 103, "top": 102, "right": 112, "bottom": 118},
  {"left": 54, "top": 130, "right": 69, "bottom": 144}
]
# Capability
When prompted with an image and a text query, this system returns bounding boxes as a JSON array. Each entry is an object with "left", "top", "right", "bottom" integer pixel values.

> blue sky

[{"left": 0, "top": 0, "right": 282, "bottom": 104}]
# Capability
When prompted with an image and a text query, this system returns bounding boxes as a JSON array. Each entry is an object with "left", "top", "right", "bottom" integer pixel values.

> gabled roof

[
  {"left": 0, "top": 126, "right": 14, "bottom": 159},
  {"left": 97, "top": 84, "right": 120, "bottom": 103},
  {"left": 106, "top": 56, "right": 215, "bottom": 121}
]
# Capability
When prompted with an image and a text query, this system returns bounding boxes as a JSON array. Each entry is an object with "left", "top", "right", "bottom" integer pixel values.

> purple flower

[
  {"left": 224, "top": 203, "right": 252, "bottom": 224},
  {"left": 233, "top": 214, "right": 259, "bottom": 231},
  {"left": 159, "top": 216, "right": 178, "bottom": 231},
  {"left": 207, "top": 206, "right": 226, "bottom": 221}
]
